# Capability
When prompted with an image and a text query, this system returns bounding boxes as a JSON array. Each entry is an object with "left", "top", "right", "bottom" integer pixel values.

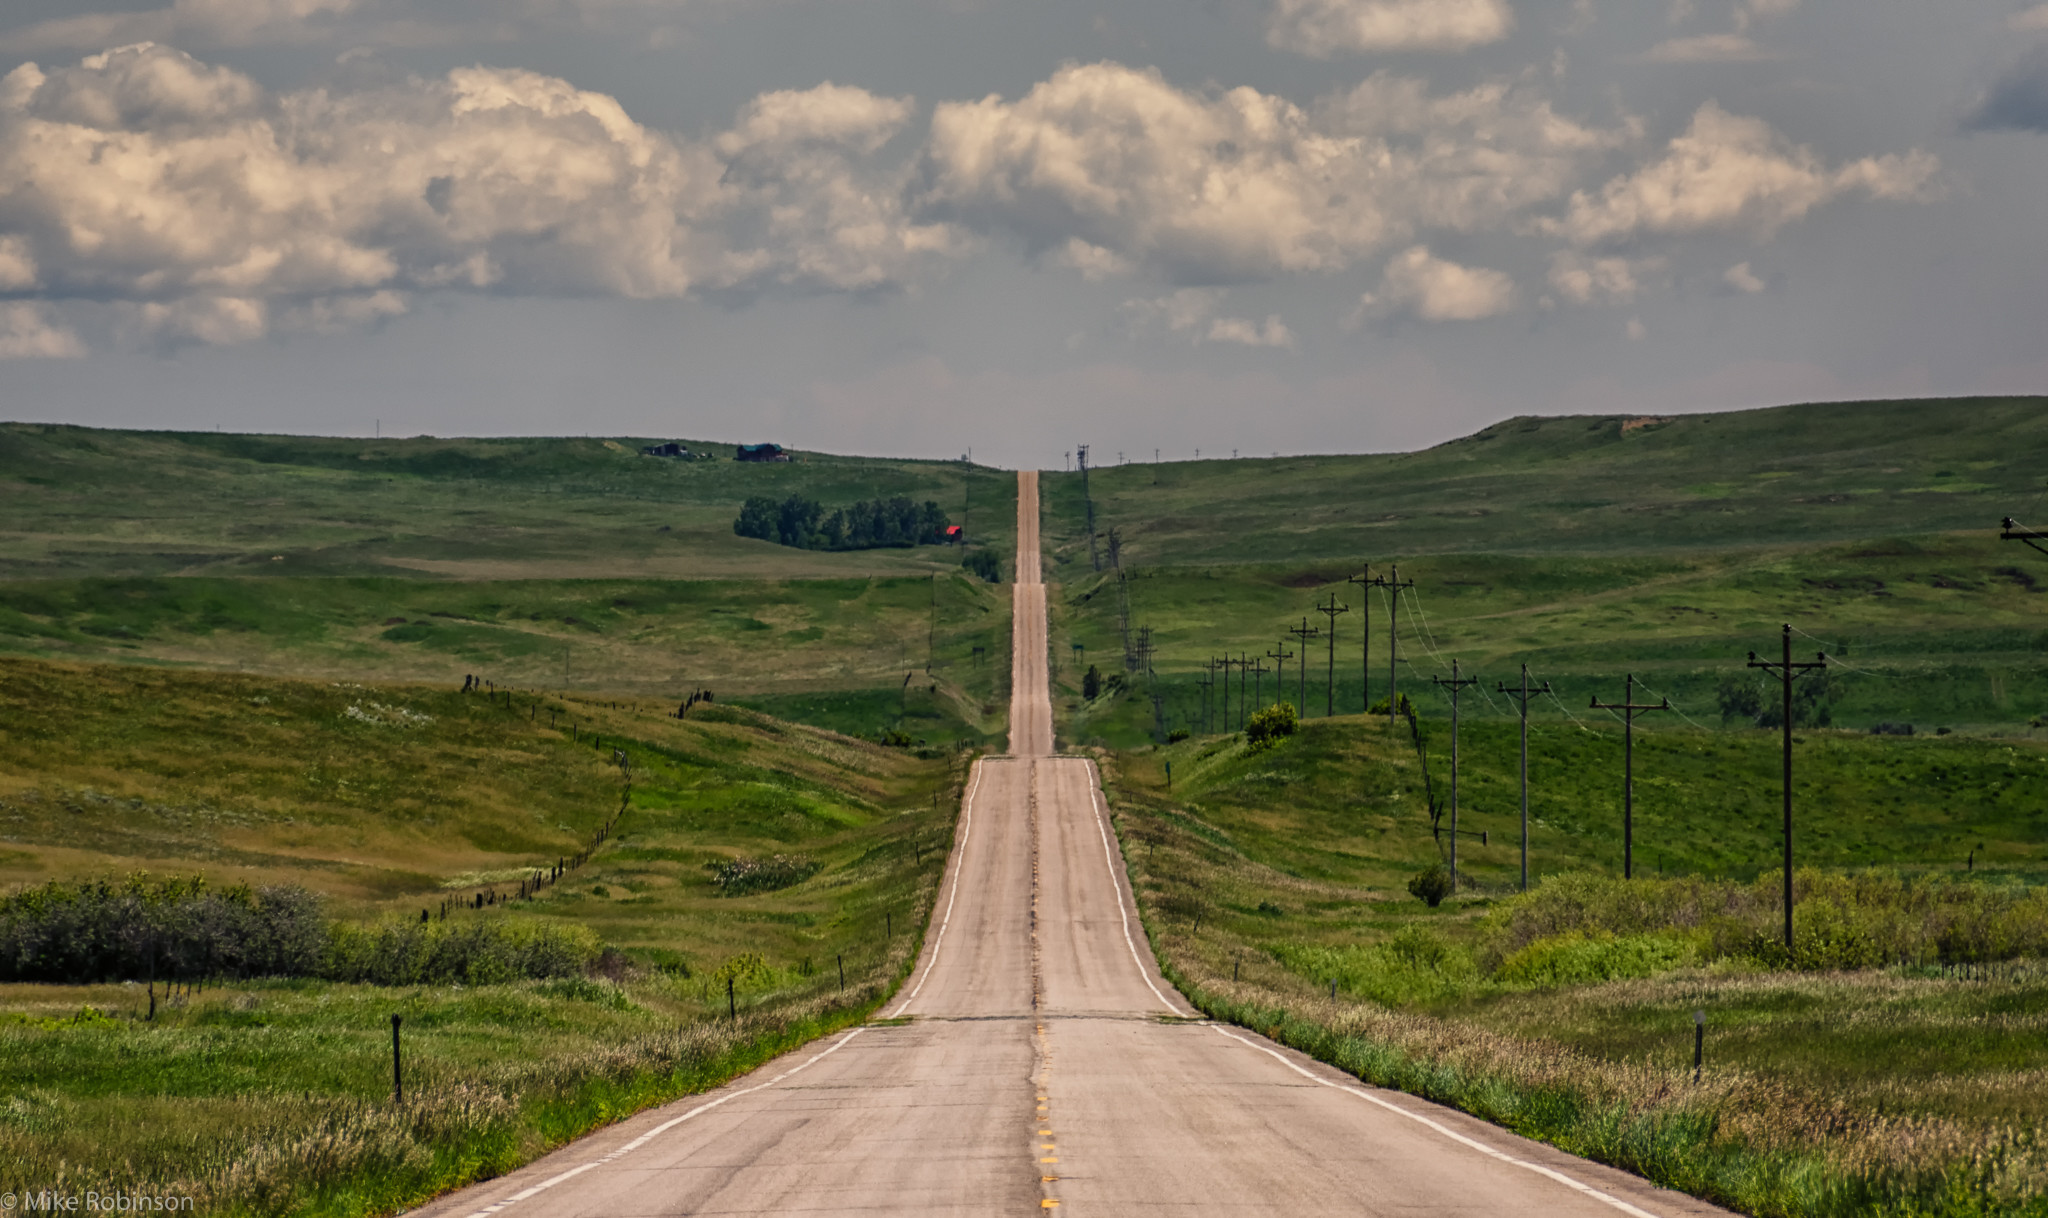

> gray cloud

[
  {"left": 0, "top": 43, "right": 949, "bottom": 346},
  {"left": 920, "top": 62, "right": 1622, "bottom": 284},
  {"left": 1967, "top": 44, "right": 2048, "bottom": 132}
]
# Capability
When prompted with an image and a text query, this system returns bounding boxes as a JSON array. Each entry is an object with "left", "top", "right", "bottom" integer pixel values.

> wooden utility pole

[
  {"left": 1250, "top": 656, "right": 1269, "bottom": 712},
  {"left": 1749, "top": 626, "right": 1826, "bottom": 952},
  {"left": 1287, "top": 617, "right": 1319, "bottom": 716},
  {"left": 1432, "top": 659, "right": 1481, "bottom": 890},
  {"left": 1590, "top": 674, "right": 1670, "bottom": 880},
  {"left": 1373, "top": 565, "right": 1414, "bottom": 728},
  {"left": 1078, "top": 445, "right": 1098, "bottom": 571},
  {"left": 1347, "top": 568, "right": 1375, "bottom": 714},
  {"left": 1266, "top": 642, "right": 1294, "bottom": 711},
  {"left": 1496, "top": 664, "right": 1553, "bottom": 892},
  {"left": 1314, "top": 592, "right": 1349, "bottom": 718}
]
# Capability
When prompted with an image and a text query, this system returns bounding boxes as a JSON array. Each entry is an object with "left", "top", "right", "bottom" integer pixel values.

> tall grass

[{"left": 1479, "top": 870, "right": 2048, "bottom": 973}]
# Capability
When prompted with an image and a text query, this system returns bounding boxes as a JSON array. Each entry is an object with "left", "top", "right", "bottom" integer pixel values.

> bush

[
  {"left": 0, "top": 874, "right": 325, "bottom": 983},
  {"left": 1167, "top": 727, "right": 1190, "bottom": 743},
  {"left": 0, "top": 873, "right": 605, "bottom": 986},
  {"left": 1082, "top": 664, "right": 1102, "bottom": 700},
  {"left": 1407, "top": 863, "right": 1453, "bottom": 908},
  {"left": 1496, "top": 930, "right": 1698, "bottom": 986},
  {"left": 962, "top": 548, "right": 1001, "bottom": 582},
  {"left": 735, "top": 494, "right": 951, "bottom": 551},
  {"left": 708, "top": 855, "right": 821, "bottom": 897},
  {"left": 322, "top": 916, "right": 599, "bottom": 985},
  {"left": 1244, "top": 702, "right": 1298, "bottom": 751},
  {"left": 1365, "top": 693, "right": 1417, "bottom": 717}
]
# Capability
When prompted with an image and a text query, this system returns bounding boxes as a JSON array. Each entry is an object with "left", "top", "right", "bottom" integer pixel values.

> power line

[{"left": 1314, "top": 592, "right": 1349, "bottom": 718}]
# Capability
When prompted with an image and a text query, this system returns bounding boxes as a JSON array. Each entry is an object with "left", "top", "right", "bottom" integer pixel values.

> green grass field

[
  {"left": 1098, "top": 726, "right": 2048, "bottom": 1215},
  {"left": 0, "top": 658, "right": 964, "bottom": 1215}
]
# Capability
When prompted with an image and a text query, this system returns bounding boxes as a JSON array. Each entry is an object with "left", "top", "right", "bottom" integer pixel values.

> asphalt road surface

[{"left": 410, "top": 470, "right": 1728, "bottom": 1216}]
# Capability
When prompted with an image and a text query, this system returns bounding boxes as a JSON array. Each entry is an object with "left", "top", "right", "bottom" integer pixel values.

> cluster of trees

[
  {"left": 0, "top": 874, "right": 595, "bottom": 985},
  {"left": 734, "top": 494, "right": 952, "bottom": 550},
  {"left": 1716, "top": 674, "right": 1841, "bottom": 727}
]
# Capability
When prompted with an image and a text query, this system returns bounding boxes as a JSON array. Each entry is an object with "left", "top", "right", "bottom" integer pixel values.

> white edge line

[
  {"left": 887, "top": 756, "right": 983, "bottom": 1018},
  {"left": 1209, "top": 1026, "right": 1667, "bottom": 1218},
  {"left": 457, "top": 1025, "right": 869, "bottom": 1218},
  {"left": 1082, "top": 761, "right": 1187, "bottom": 1015}
]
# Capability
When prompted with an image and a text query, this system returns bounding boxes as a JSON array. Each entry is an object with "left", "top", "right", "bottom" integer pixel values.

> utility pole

[
  {"left": 1749, "top": 626, "right": 1826, "bottom": 952},
  {"left": 1218, "top": 654, "right": 1238, "bottom": 732},
  {"left": 1250, "top": 656, "right": 1268, "bottom": 713},
  {"left": 1432, "top": 660, "right": 1480, "bottom": 891},
  {"left": 1589, "top": 674, "right": 1670, "bottom": 881},
  {"left": 1314, "top": 592, "right": 1349, "bottom": 718},
  {"left": 2001, "top": 517, "right": 2048, "bottom": 557},
  {"left": 1375, "top": 565, "right": 1414, "bottom": 729},
  {"left": 1266, "top": 642, "right": 1294, "bottom": 711},
  {"left": 1288, "top": 617, "right": 1319, "bottom": 714},
  {"left": 1496, "top": 664, "right": 1552, "bottom": 893},
  {"left": 1348, "top": 568, "right": 1375, "bottom": 714},
  {"left": 1078, "top": 444, "right": 1098, "bottom": 572},
  {"left": 1199, "top": 659, "right": 1219, "bottom": 734}
]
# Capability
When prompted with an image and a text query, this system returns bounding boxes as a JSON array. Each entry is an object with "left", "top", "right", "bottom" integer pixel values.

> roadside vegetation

[
  {"left": 1099, "top": 721, "right": 2048, "bottom": 1216},
  {"left": 0, "top": 658, "right": 967, "bottom": 1216}
]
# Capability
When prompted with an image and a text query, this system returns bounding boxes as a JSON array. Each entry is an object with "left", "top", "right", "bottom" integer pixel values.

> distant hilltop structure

[
  {"left": 640, "top": 441, "right": 690, "bottom": 458},
  {"left": 736, "top": 442, "right": 790, "bottom": 463}
]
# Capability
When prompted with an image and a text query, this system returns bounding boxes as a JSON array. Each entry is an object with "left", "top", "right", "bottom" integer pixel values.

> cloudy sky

[{"left": 1, "top": 0, "right": 2044, "bottom": 466}]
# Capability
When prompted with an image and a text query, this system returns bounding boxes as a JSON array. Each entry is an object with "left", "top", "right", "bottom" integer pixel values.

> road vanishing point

[{"left": 411, "top": 471, "right": 1730, "bottom": 1216}]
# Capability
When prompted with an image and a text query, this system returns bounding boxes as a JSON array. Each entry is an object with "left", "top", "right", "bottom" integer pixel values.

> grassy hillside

[
  {"left": 0, "top": 424, "right": 1016, "bottom": 581},
  {"left": 1046, "top": 399, "right": 2048, "bottom": 742},
  {"left": 0, "top": 423, "right": 1018, "bottom": 741},
  {"left": 1043, "top": 397, "right": 2048, "bottom": 567},
  {"left": 0, "top": 657, "right": 965, "bottom": 1214},
  {"left": 1097, "top": 729, "right": 2048, "bottom": 1215}
]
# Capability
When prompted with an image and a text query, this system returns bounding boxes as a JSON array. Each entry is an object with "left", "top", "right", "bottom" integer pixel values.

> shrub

[
  {"left": 708, "top": 855, "right": 821, "bottom": 897},
  {"left": 962, "top": 548, "right": 1001, "bottom": 582},
  {"left": 1496, "top": 930, "right": 1699, "bottom": 986},
  {"left": 1407, "top": 863, "right": 1453, "bottom": 908},
  {"left": 0, "top": 874, "right": 325, "bottom": 983},
  {"left": 1365, "top": 693, "right": 1417, "bottom": 717},
  {"left": 322, "top": 916, "right": 599, "bottom": 985},
  {"left": 1167, "top": 727, "right": 1190, "bottom": 743},
  {"left": 1244, "top": 702, "right": 1298, "bottom": 751},
  {"left": 1082, "top": 664, "right": 1102, "bottom": 700}
]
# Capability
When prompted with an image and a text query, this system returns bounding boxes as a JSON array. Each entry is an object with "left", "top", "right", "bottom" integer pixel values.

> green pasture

[
  {"left": 0, "top": 657, "right": 964, "bottom": 1213},
  {"left": 0, "top": 423, "right": 1016, "bottom": 581},
  {"left": 1040, "top": 396, "right": 2048, "bottom": 568}
]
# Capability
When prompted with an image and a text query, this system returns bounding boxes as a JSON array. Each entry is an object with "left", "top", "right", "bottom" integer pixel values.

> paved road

[{"left": 410, "top": 470, "right": 1728, "bottom": 1216}]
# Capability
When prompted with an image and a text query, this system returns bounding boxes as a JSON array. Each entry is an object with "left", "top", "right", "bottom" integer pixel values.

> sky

[{"left": 0, "top": 0, "right": 2045, "bottom": 468}]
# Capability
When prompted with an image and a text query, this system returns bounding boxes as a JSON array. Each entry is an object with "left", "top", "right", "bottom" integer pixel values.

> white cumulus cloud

[
  {"left": 921, "top": 62, "right": 1622, "bottom": 284},
  {"left": 1362, "top": 245, "right": 1515, "bottom": 320},
  {"left": 1547, "top": 251, "right": 1655, "bottom": 304},
  {"left": 1265, "top": 0, "right": 1513, "bottom": 57},
  {"left": 1549, "top": 102, "right": 1937, "bottom": 248},
  {"left": 1206, "top": 315, "right": 1297, "bottom": 348},
  {"left": 0, "top": 302, "right": 86, "bottom": 358},
  {"left": 1723, "top": 261, "right": 1766, "bottom": 292},
  {"left": 0, "top": 44, "right": 951, "bottom": 344}
]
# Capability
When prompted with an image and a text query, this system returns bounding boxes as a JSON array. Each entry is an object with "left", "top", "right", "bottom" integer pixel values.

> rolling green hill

[{"left": 1046, "top": 397, "right": 2048, "bottom": 742}]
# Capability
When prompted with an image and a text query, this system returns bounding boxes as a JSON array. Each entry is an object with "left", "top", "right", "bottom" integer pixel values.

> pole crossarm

[
  {"left": 1432, "top": 659, "right": 1481, "bottom": 891},
  {"left": 2001, "top": 517, "right": 2048, "bottom": 558},
  {"left": 1497, "top": 664, "right": 1552, "bottom": 893},
  {"left": 1590, "top": 674, "right": 1671, "bottom": 881},
  {"left": 1748, "top": 623, "right": 1827, "bottom": 951}
]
